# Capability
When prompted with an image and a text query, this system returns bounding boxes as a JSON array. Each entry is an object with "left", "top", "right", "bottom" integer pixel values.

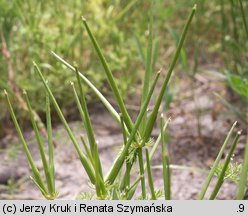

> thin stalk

[
  {"left": 120, "top": 114, "right": 130, "bottom": 190},
  {"left": 120, "top": 164, "right": 132, "bottom": 191},
  {"left": 126, "top": 176, "right": 142, "bottom": 200},
  {"left": 105, "top": 71, "right": 160, "bottom": 184},
  {"left": 4, "top": 90, "right": 47, "bottom": 195},
  {"left": 23, "top": 91, "right": 53, "bottom": 194},
  {"left": 198, "top": 121, "right": 237, "bottom": 199},
  {"left": 71, "top": 82, "right": 103, "bottom": 178},
  {"left": 82, "top": 17, "right": 133, "bottom": 133},
  {"left": 140, "top": 1, "right": 153, "bottom": 134},
  {"left": 145, "top": 148, "right": 156, "bottom": 200},
  {"left": 71, "top": 81, "right": 85, "bottom": 126},
  {"left": 51, "top": 51, "right": 124, "bottom": 130},
  {"left": 74, "top": 67, "right": 98, "bottom": 162},
  {"left": 126, "top": 118, "right": 171, "bottom": 200},
  {"left": 142, "top": 5, "right": 196, "bottom": 144},
  {"left": 46, "top": 93, "right": 55, "bottom": 194},
  {"left": 148, "top": 118, "right": 171, "bottom": 165},
  {"left": 209, "top": 131, "right": 241, "bottom": 200},
  {"left": 236, "top": 136, "right": 248, "bottom": 199},
  {"left": 74, "top": 66, "right": 106, "bottom": 196},
  {"left": 33, "top": 62, "right": 96, "bottom": 184},
  {"left": 161, "top": 114, "right": 171, "bottom": 200},
  {"left": 137, "top": 148, "right": 146, "bottom": 199},
  {"left": 80, "top": 135, "right": 94, "bottom": 166}
]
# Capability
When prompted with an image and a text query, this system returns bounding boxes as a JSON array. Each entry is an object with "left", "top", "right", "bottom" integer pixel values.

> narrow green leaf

[
  {"left": 46, "top": 93, "right": 55, "bottom": 194},
  {"left": 23, "top": 90, "right": 53, "bottom": 194},
  {"left": 82, "top": 17, "right": 134, "bottom": 133},
  {"left": 80, "top": 135, "right": 94, "bottom": 166},
  {"left": 143, "top": 5, "right": 196, "bottom": 144},
  {"left": 33, "top": 62, "right": 96, "bottom": 184},
  {"left": 161, "top": 114, "right": 171, "bottom": 200},
  {"left": 4, "top": 90, "right": 47, "bottom": 195},
  {"left": 145, "top": 148, "right": 156, "bottom": 200},
  {"left": 126, "top": 176, "right": 142, "bottom": 200},
  {"left": 167, "top": 27, "right": 189, "bottom": 71},
  {"left": 51, "top": 52, "right": 127, "bottom": 133},
  {"left": 140, "top": 1, "right": 154, "bottom": 134},
  {"left": 198, "top": 121, "right": 237, "bottom": 199},
  {"left": 137, "top": 148, "right": 146, "bottom": 199},
  {"left": 127, "top": 118, "right": 170, "bottom": 199},
  {"left": 120, "top": 114, "right": 131, "bottom": 190},
  {"left": 71, "top": 81, "right": 85, "bottom": 127},
  {"left": 210, "top": 131, "right": 241, "bottom": 200},
  {"left": 74, "top": 66, "right": 106, "bottom": 196},
  {"left": 105, "top": 71, "right": 161, "bottom": 184}
]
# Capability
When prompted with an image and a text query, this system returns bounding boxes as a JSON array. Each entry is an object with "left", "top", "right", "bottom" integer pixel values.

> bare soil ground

[{"left": 0, "top": 71, "right": 247, "bottom": 200}]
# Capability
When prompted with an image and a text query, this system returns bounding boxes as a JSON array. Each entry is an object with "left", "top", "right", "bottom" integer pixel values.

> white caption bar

[{"left": 0, "top": 200, "right": 247, "bottom": 216}]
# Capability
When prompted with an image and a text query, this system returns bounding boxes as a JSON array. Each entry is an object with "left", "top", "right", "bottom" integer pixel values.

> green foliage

[
  {"left": 5, "top": 3, "right": 199, "bottom": 200},
  {"left": 226, "top": 73, "right": 248, "bottom": 99},
  {"left": 0, "top": 0, "right": 142, "bottom": 119},
  {"left": 215, "top": 162, "right": 242, "bottom": 184},
  {"left": 3, "top": 1, "right": 247, "bottom": 200}
]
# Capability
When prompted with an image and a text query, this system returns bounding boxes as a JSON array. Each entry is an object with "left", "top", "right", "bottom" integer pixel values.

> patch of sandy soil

[{"left": 0, "top": 72, "right": 246, "bottom": 200}]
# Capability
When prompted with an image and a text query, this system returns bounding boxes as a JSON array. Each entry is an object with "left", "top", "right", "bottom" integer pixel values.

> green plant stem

[
  {"left": 120, "top": 114, "right": 131, "bottom": 190},
  {"left": 198, "top": 121, "right": 237, "bottom": 199},
  {"left": 23, "top": 91, "right": 53, "bottom": 194},
  {"left": 71, "top": 82, "right": 86, "bottom": 127},
  {"left": 236, "top": 136, "right": 248, "bottom": 199},
  {"left": 105, "top": 71, "right": 160, "bottom": 184},
  {"left": 51, "top": 52, "right": 125, "bottom": 131},
  {"left": 145, "top": 148, "right": 156, "bottom": 200},
  {"left": 140, "top": 2, "right": 153, "bottom": 134},
  {"left": 142, "top": 4, "right": 196, "bottom": 144},
  {"left": 82, "top": 17, "right": 134, "bottom": 133},
  {"left": 33, "top": 62, "right": 96, "bottom": 185},
  {"left": 74, "top": 67, "right": 100, "bottom": 168},
  {"left": 137, "top": 148, "right": 146, "bottom": 199},
  {"left": 161, "top": 114, "right": 171, "bottom": 200},
  {"left": 46, "top": 93, "right": 55, "bottom": 195},
  {"left": 126, "top": 118, "right": 171, "bottom": 199},
  {"left": 73, "top": 66, "right": 106, "bottom": 196},
  {"left": 126, "top": 176, "right": 142, "bottom": 199},
  {"left": 4, "top": 90, "right": 47, "bottom": 195},
  {"left": 80, "top": 135, "right": 94, "bottom": 165},
  {"left": 210, "top": 131, "right": 241, "bottom": 200}
]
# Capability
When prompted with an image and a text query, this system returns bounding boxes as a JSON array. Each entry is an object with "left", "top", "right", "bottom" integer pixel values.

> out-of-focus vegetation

[{"left": 1, "top": 0, "right": 247, "bottom": 138}]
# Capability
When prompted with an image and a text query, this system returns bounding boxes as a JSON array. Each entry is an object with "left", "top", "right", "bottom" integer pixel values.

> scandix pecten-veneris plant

[{"left": 4, "top": 3, "right": 248, "bottom": 200}]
